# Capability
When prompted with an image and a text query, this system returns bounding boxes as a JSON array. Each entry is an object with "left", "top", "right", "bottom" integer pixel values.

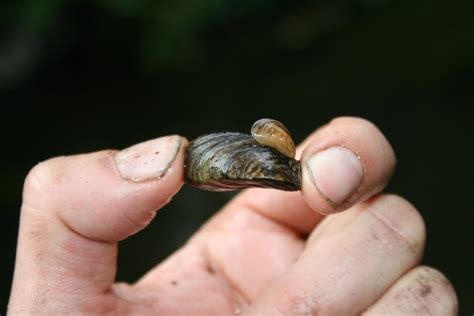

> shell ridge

[{"left": 185, "top": 120, "right": 300, "bottom": 191}]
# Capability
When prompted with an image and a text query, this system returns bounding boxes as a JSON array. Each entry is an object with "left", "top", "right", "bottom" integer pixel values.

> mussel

[{"left": 185, "top": 119, "right": 301, "bottom": 191}]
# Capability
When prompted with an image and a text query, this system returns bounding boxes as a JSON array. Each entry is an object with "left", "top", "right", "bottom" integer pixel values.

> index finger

[{"left": 9, "top": 135, "right": 188, "bottom": 313}]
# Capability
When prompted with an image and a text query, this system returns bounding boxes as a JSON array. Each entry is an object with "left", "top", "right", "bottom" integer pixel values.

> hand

[{"left": 9, "top": 117, "right": 457, "bottom": 315}]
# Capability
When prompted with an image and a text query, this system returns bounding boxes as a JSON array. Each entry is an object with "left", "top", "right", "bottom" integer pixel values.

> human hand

[{"left": 8, "top": 117, "right": 457, "bottom": 315}]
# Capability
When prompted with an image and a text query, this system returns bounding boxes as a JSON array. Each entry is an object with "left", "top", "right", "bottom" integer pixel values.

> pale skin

[{"left": 8, "top": 117, "right": 458, "bottom": 315}]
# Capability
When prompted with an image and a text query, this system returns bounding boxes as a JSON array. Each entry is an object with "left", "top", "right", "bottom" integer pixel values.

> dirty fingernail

[
  {"left": 305, "top": 146, "right": 364, "bottom": 207},
  {"left": 115, "top": 135, "right": 183, "bottom": 182}
]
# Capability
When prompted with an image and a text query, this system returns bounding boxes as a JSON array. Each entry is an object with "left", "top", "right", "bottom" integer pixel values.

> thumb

[{"left": 9, "top": 135, "right": 187, "bottom": 313}]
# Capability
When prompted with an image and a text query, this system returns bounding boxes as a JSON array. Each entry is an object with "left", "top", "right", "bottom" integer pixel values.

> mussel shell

[
  {"left": 185, "top": 132, "right": 301, "bottom": 191},
  {"left": 251, "top": 118, "right": 296, "bottom": 158}
]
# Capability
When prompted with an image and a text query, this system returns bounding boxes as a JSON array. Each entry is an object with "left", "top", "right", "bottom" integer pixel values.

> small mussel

[{"left": 185, "top": 119, "right": 301, "bottom": 191}]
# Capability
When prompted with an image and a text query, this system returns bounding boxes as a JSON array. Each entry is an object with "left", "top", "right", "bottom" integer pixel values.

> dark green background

[{"left": 2, "top": 0, "right": 473, "bottom": 313}]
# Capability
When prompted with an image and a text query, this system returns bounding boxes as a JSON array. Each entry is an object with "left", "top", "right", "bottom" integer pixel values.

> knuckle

[
  {"left": 23, "top": 156, "right": 67, "bottom": 202},
  {"left": 375, "top": 194, "right": 423, "bottom": 225},
  {"left": 277, "top": 287, "right": 322, "bottom": 316},
  {"left": 380, "top": 194, "right": 421, "bottom": 218},
  {"left": 369, "top": 194, "right": 426, "bottom": 256}
]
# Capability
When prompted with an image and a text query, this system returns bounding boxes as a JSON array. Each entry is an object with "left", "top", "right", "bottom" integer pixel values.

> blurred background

[{"left": 2, "top": 0, "right": 473, "bottom": 313}]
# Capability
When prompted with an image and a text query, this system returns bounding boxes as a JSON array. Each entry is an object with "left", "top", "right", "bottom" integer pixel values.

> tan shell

[{"left": 251, "top": 118, "right": 296, "bottom": 158}]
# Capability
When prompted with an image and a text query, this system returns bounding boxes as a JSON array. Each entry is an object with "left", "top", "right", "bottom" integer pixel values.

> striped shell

[
  {"left": 185, "top": 120, "right": 301, "bottom": 192},
  {"left": 251, "top": 118, "right": 296, "bottom": 158}
]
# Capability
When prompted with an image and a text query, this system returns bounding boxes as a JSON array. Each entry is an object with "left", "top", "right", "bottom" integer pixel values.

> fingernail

[
  {"left": 305, "top": 146, "right": 364, "bottom": 207},
  {"left": 115, "top": 135, "right": 183, "bottom": 182}
]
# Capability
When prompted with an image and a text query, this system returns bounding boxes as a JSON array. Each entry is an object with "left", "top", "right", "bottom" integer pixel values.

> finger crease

[
  {"left": 57, "top": 211, "right": 112, "bottom": 245},
  {"left": 121, "top": 209, "right": 143, "bottom": 230},
  {"left": 369, "top": 207, "right": 417, "bottom": 254},
  {"left": 22, "top": 201, "right": 111, "bottom": 245}
]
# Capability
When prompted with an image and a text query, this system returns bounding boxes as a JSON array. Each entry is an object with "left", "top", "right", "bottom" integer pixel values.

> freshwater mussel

[{"left": 185, "top": 119, "right": 301, "bottom": 191}]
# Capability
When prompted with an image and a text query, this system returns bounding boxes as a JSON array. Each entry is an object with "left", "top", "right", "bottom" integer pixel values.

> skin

[{"left": 8, "top": 117, "right": 458, "bottom": 315}]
